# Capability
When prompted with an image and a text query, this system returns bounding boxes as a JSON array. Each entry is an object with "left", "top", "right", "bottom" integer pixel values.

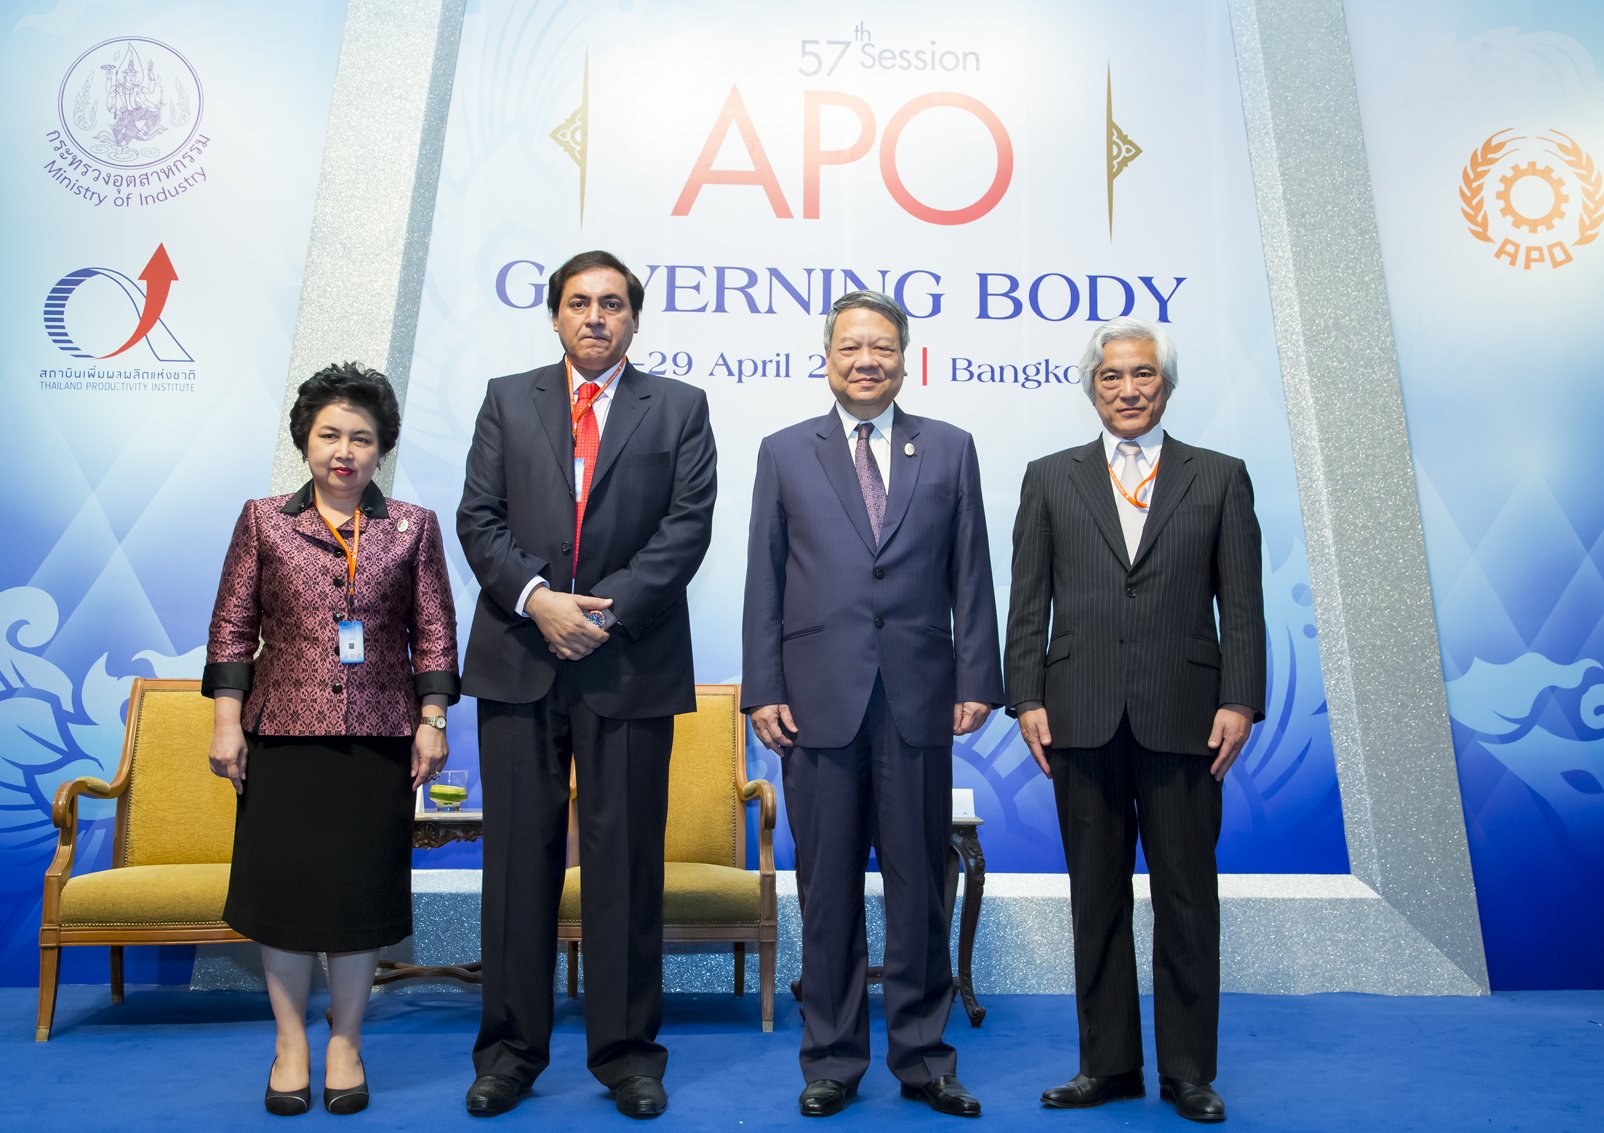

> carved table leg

[{"left": 949, "top": 826, "right": 986, "bottom": 1026}]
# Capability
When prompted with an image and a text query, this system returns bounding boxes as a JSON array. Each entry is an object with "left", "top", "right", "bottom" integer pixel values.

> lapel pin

[
  {"left": 396, "top": 518, "right": 409, "bottom": 533},
  {"left": 904, "top": 442, "right": 916, "bottom": 457}
]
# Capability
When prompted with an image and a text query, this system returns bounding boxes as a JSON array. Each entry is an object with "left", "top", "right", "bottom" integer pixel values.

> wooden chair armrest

[
  {"left": 42, "top": 776, "right": 121, "bottom": 919},
  {"left": 51, "top": 776, "right": 118, "bottom": 831},
  {"left": 740, "top": 778, "right": 777, "bottom": 876},
  {"left": 740, "top": 777, "right": 775, "bottom": 832}
]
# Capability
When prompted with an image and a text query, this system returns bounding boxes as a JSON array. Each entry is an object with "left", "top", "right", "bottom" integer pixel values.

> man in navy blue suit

[{"left": 742, "top": 290, "right": 1003, "bottom": 1119}]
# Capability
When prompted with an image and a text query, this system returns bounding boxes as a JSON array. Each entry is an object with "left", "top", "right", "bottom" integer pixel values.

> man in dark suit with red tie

[
  {"left": 1004, "top": 317, "right": 1265, "bottom": 1124},
  {"left": 457, "top": 250, "right": 716, "bottom": 1119},
  {"left": 743, "top": 290, "right": 1003, "bottom": 1119}
]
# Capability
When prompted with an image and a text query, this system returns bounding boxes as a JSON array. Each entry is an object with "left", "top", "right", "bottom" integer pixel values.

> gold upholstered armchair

[
  {"left": 559, "top": 683, "right": 777, "bottom": 1030},
  {"left": 37, "top": 678, "right": 246, "bottom": 1040}
]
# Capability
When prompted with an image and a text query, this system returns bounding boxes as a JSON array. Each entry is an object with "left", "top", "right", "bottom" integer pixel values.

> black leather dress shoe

[
  {"left": 1040, "top": 1069, "right": 1145, "bottom": 1108},
  {"left": 265, "top": 1059, "right": 312, "bottom": 1117},
  {"left": 465, "top": 1074, "right": 529, "bottom": 1117},
  {"left": 900, "top": 1075, "right": 981, "bottom": 1117},
  {"left": 799, "top": 1079, "right": 851, "bottom": 1117},
  {"left": 613, "top": 1075, "right": 668, "bottom": 1119},
  {"left": 1160, "top": 1077, "right": 1225, "bottom": 1123},
  {"left": 323, "top": 1059, "right": 369, "bottom": 1115}
]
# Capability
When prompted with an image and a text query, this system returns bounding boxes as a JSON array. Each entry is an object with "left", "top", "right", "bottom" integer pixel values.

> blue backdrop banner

[
  {"left": 0, "top": 0, "right": 347, "bottom": 986},
  {"left": 397, "top": 0, "right": 1346, "bottom": 880},
  {"left": 1347, "top": 0, "right": 1604, "bottom": 988}
]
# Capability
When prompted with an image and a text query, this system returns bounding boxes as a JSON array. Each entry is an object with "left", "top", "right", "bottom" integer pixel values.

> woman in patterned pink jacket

[{"left": 203, "top": 362, "right": 459, "bottom": 1116}]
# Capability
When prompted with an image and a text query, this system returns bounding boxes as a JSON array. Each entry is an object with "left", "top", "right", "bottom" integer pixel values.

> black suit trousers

[
  {"left": 784, "top": 676, "right": 957, "bottom": 1089},
  {"left": 473, "top": 666, "right": 674, "bottom": 1088},
  {"left": 1048, "top": 714, "right": 1222, "bottom": 1084}
]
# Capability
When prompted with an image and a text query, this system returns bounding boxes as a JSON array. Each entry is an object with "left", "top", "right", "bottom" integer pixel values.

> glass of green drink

[{"left": 428, "top": 769, "right": 469, "bottom": 812}]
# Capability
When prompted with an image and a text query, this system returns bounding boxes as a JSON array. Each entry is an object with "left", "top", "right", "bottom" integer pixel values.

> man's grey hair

[
  {"left": 824, "top": 290, "right": 911, "bottom": 351},
  {"left": 1077, "top": 316, "right": 1179, "bottom": 401}
]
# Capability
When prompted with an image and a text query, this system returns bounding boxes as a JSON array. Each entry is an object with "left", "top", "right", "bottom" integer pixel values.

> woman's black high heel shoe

[
  {"left": 264, "top": 1059, "right": 312, "bottom": 1116},
  {"left": 324, "top": 1059, "right": 369, "bottom": 1115}
]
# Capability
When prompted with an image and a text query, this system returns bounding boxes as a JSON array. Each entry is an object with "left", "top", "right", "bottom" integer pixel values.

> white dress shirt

[
  {"left": 836, "top": 401, "right": 895, "bottom": 495},
  {"left": 517, "top": 360, "right": 624, "bottom": 616},
  {"left": 1101, "top": 424, "right": 1165, "bottom": 562}
]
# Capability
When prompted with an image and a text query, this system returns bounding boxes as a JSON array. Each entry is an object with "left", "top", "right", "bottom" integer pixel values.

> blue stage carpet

[{"left": 7, "top": 987, "right": 1601, "bottom": 1131}]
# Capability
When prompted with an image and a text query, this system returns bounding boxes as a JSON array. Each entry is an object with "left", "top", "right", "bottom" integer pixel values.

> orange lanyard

[
  {"left": 319, "top": 507, "right": 362, "bottom": 615},
  {"left": 564, "top": 357, "right": 626, "bottom": 440},
  {"left": 1107, "top": 452, "right": 1161, "bottom": 510}
]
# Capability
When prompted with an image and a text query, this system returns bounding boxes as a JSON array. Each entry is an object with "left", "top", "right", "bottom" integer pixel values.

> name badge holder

[
  {"left": 321, "top": 508, "right": 365, "bottom": 666},
  {"left": 338, "top": 620, "right": 365, "bottom": 664}
]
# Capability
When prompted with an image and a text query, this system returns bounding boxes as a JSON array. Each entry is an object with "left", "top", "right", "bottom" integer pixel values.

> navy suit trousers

[{"left": 784, "top": 676, "right": 957, "bottom": 1089}]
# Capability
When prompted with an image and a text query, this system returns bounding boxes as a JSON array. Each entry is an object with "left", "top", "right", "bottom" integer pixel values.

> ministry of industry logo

[
  {"left": 59, "top": 37, "right": 200, "bottom": 165},
  {"left": 1460, "top": 127, "right": 1603, "bottom": 270},
  {"left": 45, "top": 37, "right": 209, "bottom": 208}
]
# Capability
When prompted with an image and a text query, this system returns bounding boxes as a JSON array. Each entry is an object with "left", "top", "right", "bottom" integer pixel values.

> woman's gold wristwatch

[{"left": 421, "top": 715, "right": 447, "bottom": 731}]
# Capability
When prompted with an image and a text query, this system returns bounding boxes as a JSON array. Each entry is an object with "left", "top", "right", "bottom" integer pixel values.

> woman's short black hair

[{"left": 288, "top": 362, "right": 401, "bottom": 456}]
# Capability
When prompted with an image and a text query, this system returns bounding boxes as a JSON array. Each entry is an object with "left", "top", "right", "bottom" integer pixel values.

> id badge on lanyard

[
  {"left": 322, "top": 508, "right": 365, "bottom": 665},
  {"left": 338, "top": 619, "right": 365, "bottom": 664}
]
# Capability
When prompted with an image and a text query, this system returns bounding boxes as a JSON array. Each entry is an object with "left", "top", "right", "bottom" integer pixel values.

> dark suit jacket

[
  {"left": 457, "top": 361, "right": 717, "bottom": 718},
  {"left": 203, "top": 480, "right": 460, "bottom": 735},
  {"left": 742, "top": 406, "right": 1003, "bottom": 749},
  {"left": 1004, "top": 433, "right": 1265, "bottom": 756}
]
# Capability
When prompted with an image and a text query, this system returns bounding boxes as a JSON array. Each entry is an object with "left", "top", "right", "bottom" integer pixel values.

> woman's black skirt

[{"left": 223, "top": 733, "right": 414, "bottom": 953}]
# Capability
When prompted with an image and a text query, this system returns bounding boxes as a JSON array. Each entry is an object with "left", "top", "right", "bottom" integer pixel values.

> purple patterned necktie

[{"left": 855, "top": 422, "right": 886, "bottom": 544}]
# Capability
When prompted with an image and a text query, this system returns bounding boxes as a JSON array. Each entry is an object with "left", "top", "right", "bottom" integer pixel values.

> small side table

[
  {"left": 946, "top": 816, "right": 987, "bottom": 1026},
  {"left": 411, "top": 809, "right": 484, "bottom": 851},
  {"left": 372, "top": 810, "right": 485, "bottom": 988},
  {"left": 794, "top": 817, "right": 988, "bottom": 1027}
]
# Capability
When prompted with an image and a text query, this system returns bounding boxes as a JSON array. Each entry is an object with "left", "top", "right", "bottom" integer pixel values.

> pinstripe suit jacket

[{"left": 1004, "top": 433, "right": 1265, "bottom": 756}]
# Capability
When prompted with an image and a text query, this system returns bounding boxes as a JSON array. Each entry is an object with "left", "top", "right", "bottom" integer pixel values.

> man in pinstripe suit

[{"left": 1004, "top": 317, "right": 1265, "bottom": 1124}]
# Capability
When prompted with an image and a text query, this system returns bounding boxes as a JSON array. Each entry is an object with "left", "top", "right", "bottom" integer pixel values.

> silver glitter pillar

[
  {"left": 267, "top": 0, "right": 465, "bottom": 496},
  {"left": 1226, "top": 0, "right": 1489, "bottom": 992}
]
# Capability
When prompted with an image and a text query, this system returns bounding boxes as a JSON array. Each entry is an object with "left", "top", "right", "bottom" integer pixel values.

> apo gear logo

[
  {"left": 1460, "top": 128, "right": 1604, "bottom": 269},
  {"left": 1498, "top": 161, "right": 1567, "bottom": 233}
]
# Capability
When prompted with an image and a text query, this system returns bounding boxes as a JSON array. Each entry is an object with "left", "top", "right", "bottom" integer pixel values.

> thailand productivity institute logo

[{"left": 42, "top": 244, "right": 192, "bottom": 362}]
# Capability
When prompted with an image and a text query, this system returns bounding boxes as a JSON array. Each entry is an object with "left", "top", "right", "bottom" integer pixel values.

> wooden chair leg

[
  {"left": 759, "top": 941, "right": 775, "bottom": 1033},
  {"left": 566, "top": 942, "right": 579, "bottom": 998},
  {"left": 109, "top": 945, "right": 125, "bottom": 1004},
  {"left": 37, "top": 945, "right": 61, "bottom": 1042},
  {"left": 733, "top": 942, "right": 745, "bottom": 996}
]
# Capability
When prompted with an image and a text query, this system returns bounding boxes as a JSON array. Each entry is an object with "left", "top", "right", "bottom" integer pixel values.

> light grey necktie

[
  {"left": 1116, "top": 440, "right": 1145, "bottom": 560},
  {"left": 1117, "top": 441, "right": 1144, "bottom": 497},
  {"left": 1116, "top": 436, "right": 1142, "bottom": 491}
]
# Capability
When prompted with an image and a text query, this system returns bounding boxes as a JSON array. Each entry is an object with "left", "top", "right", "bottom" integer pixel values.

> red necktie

[{"left": 572, "top": 381, "right": 601, "bottom": 575}]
